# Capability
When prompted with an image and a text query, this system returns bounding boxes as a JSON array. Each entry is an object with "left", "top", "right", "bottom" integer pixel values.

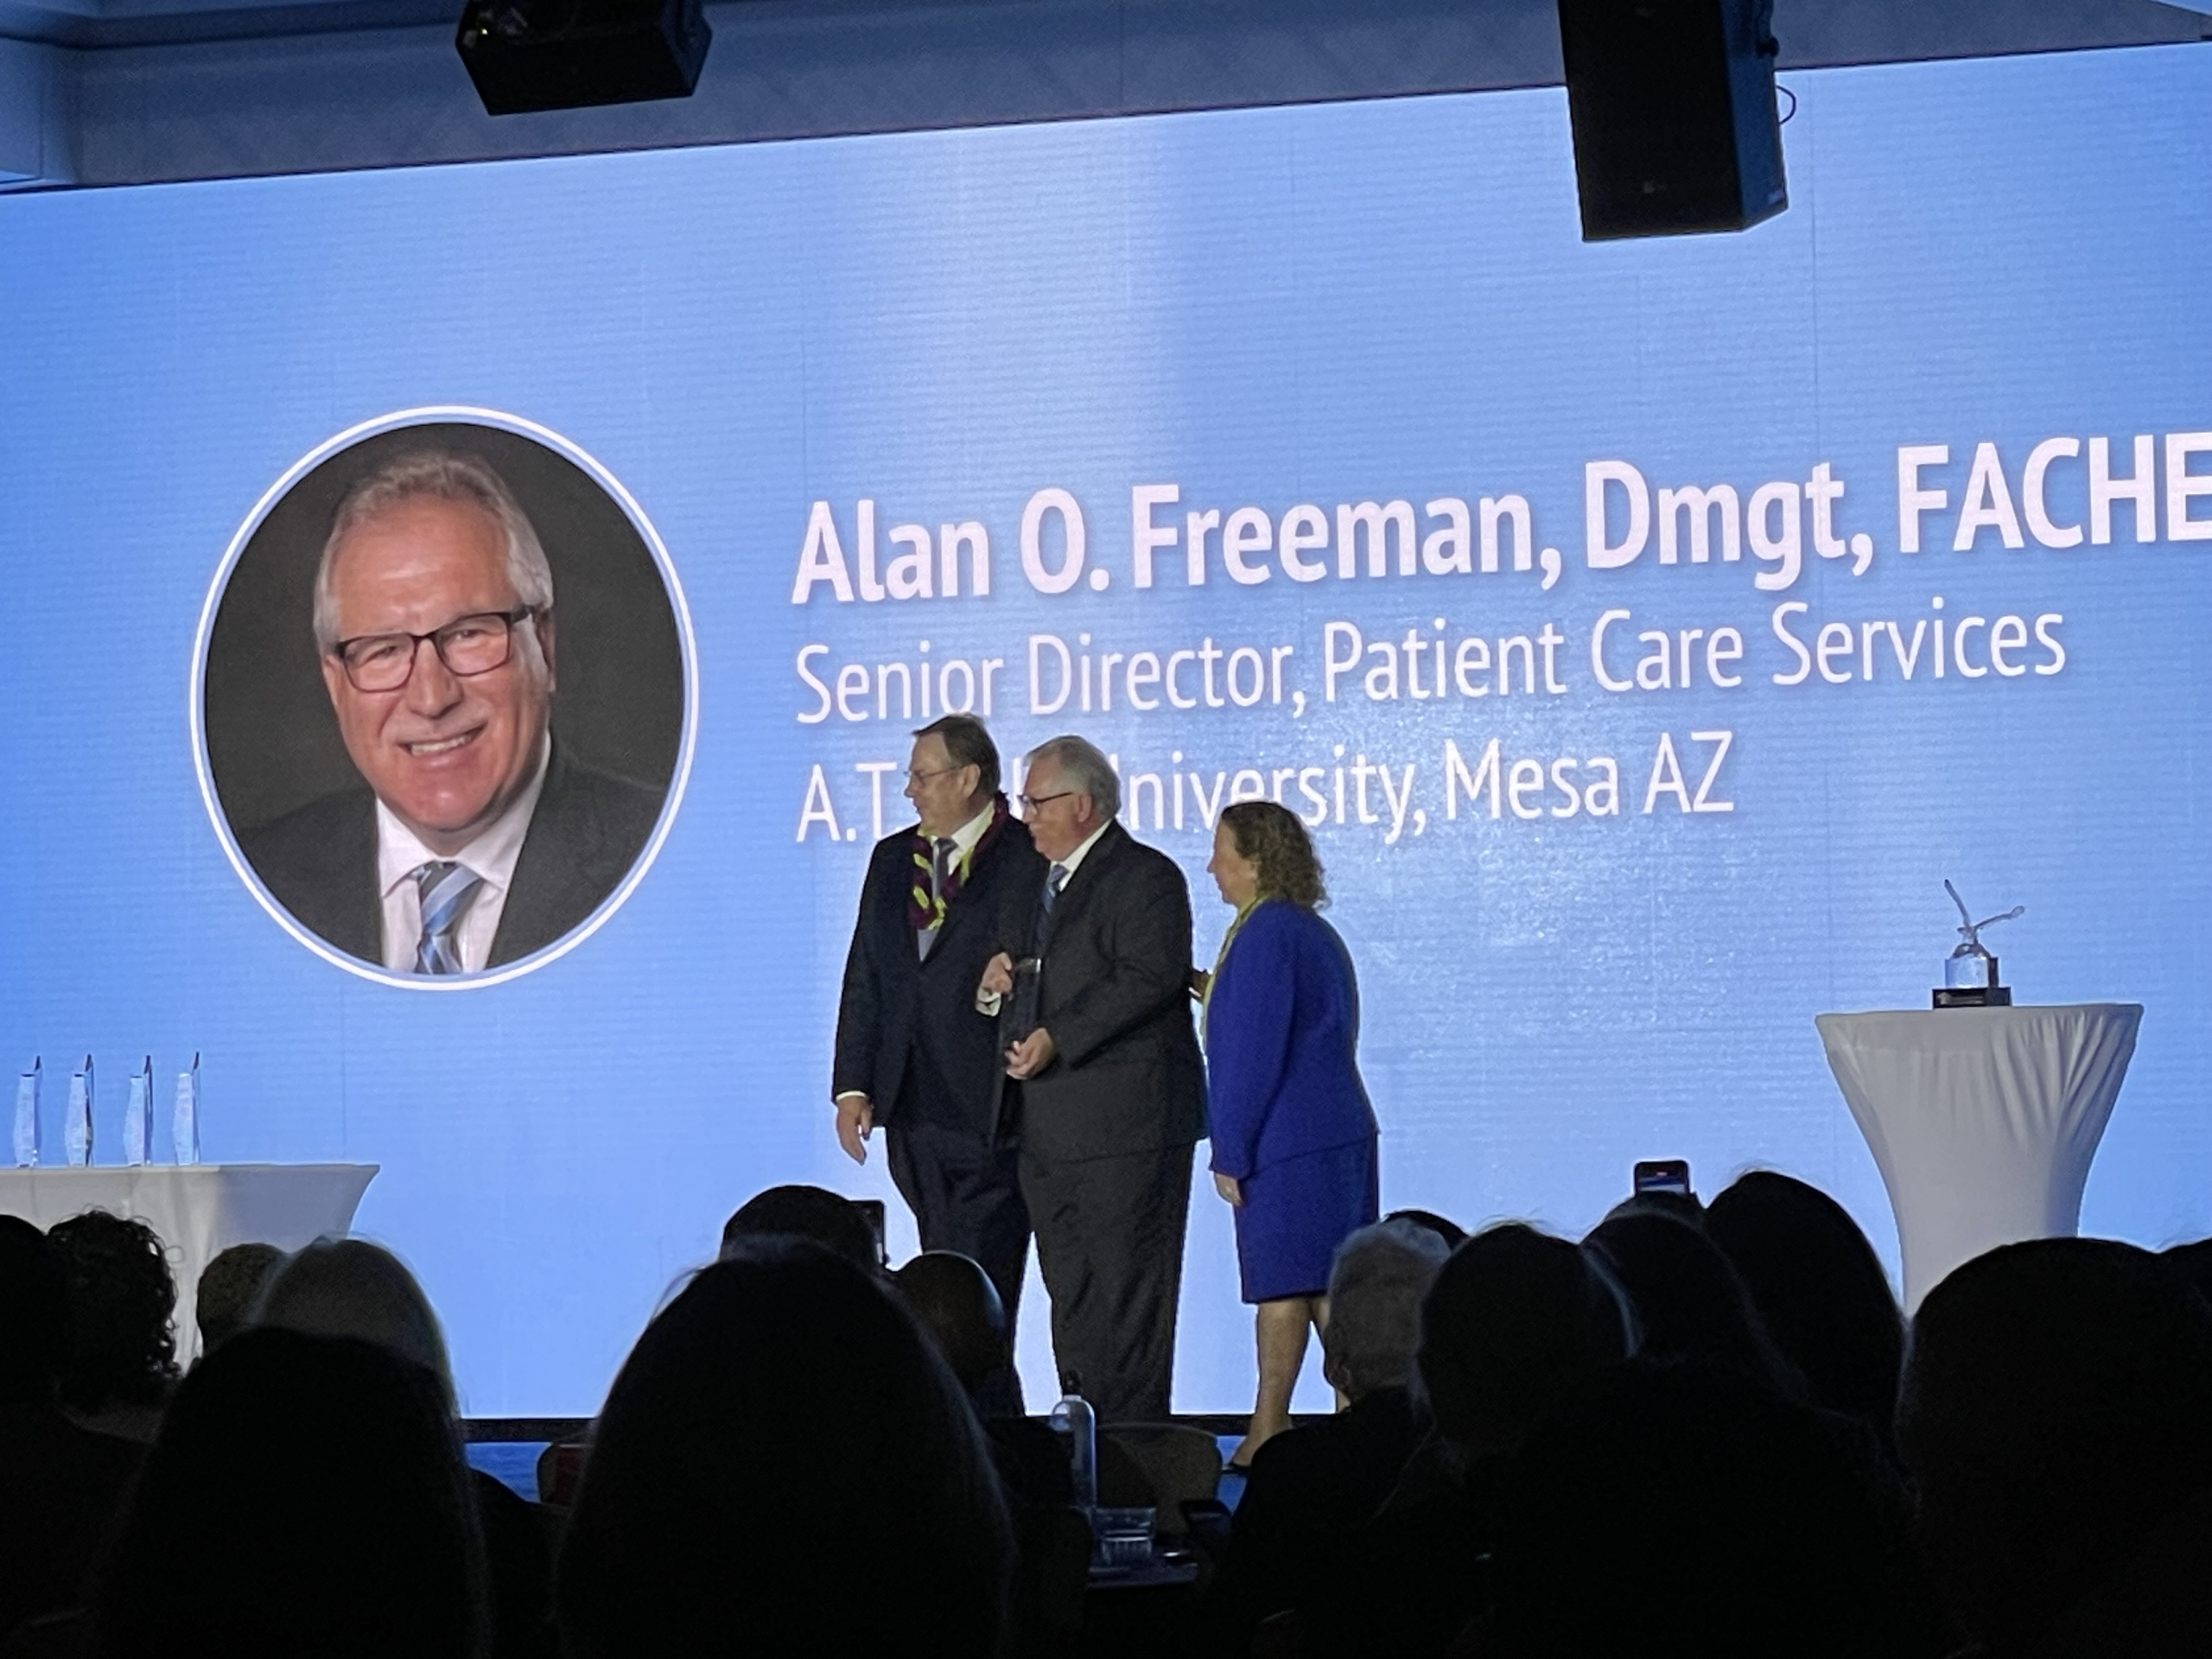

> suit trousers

[
  {"left": 886, "top": 1117, "right": 1033, "bottom": 1351},
  {"left": 1020, "top": 1139, "right": 1195, "bottom": 1425}
]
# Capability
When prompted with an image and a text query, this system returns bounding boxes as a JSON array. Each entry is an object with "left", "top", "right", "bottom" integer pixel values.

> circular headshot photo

[{"left": 197, "top": 410, "right": 694, "bottom": 988}]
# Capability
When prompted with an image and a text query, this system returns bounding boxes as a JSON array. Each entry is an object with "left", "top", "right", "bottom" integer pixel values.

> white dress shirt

[
  {"left": 1049, "top": 817, "right": 1113, "bottom": 887},
  {"left": 938, "top": 798, "right": 999, "bottom": 873},
  {"left": 376, "top": 736, "right": 551, "bottom": 974}
]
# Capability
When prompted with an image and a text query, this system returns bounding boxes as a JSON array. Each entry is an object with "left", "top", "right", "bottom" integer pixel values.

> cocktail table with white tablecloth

[
  {"left": 0, "top": 1164, "right": 378, "bottom": 1359},
  {"left": 1816, "top": 1005, "right": 2139, "bottom": 1311}
]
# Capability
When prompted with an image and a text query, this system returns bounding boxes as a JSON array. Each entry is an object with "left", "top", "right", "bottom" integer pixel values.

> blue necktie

[
  {"left": 1033, "top": 862, "right": 1069, "bottom": 950},
  {"left": 411, "top": 861, "right": 485, "bottom": 975}
]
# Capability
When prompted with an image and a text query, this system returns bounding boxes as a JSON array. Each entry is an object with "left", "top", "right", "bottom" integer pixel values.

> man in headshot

[
  {"left": 833, "top": 715, "right": 1044, "bottom": 1351},
  {"left": 978, "top": 734, "right": 1207, "bottom": 1422},
  {"left": 239, "top": 449, "right": 664, "bottom": 974}
]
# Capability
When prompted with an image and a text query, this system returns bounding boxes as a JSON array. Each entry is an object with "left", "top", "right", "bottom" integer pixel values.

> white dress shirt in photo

[{"left": 375, "top": 736, "right": 551, "bottom": 974}]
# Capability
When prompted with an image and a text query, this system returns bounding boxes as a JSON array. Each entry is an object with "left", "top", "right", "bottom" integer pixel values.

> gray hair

[
  {"left": 1322, "top": 1217, "right": 1452, "bottom": 1400},
  {"left": 313, "top": 448, "right": 555, "bottom": 651},
  {"left": 251, "top": 1236, "right": 455, "bottom": 1412},
  {"left": 1027, "top": 734, "right": 1119, "bottom": 820}
]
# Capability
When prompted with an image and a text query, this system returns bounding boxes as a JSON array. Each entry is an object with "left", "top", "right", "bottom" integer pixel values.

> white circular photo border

[{"left": 190, "top": 406, "right": 699, "bottom": 991}]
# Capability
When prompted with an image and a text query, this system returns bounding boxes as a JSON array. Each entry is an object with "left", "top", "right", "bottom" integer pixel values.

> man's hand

[
  {"left": 979, "top": 952, "right": 1016, "bottom": 997},
  {"left": 834, "top": 1093, "right": 874, "bottom": 1164},
  {"left": 1003, "top": 1027, "right": 1057, "bottom": 1080},
  {"left": 1213, "top": 1172, "right": 1243, "bottom": 1207}
]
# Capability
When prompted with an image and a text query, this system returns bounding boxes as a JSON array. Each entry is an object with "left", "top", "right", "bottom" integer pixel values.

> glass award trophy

[
  {"left": 1005, "top": 957, "right": 1045, "bottom": 1048},
  {"left": 174, "top": 1053, "right": 201, "bottom": 1166},
  {"left": 1934, "top": 880, "right": 2022, "bottom": 1008},
  {"left": 123, "top": 1056, "right": 153, "bottom": 1166},
  {"left": 12, "top": 1057, "right": 38, "bottom": 1167},
  {"left": 65, "top": 1053, "right": 94, "bottom": 1166}
]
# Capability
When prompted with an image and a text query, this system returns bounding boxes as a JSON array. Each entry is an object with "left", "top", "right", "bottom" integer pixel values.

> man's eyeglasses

[
  {"left": 906, "top": 766, "right": 963, "bottom": 787},
  {"left": 1019, "top": 791, "right": 1075, "bottom": 813},
  {"left": 331, "top": 607, "right": 537, "bottom": 693}
]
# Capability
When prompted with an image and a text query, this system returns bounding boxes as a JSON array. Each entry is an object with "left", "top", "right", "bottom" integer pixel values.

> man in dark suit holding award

[
  {"left": 833, "top": 715, "right": 1045, "bottom": 1340},
  {"left": 980, "top": 734, "right": 1207, "bottom": 1422}
]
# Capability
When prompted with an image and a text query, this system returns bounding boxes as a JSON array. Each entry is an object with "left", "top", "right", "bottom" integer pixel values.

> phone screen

[{"left": 1633, "top": 1159, "right": 1693, "bottom": 1197}]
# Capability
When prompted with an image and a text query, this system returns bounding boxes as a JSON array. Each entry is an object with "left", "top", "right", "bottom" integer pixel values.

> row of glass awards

[{"left": 12, "top": 1054, "right": 201, "bottom": 1168}]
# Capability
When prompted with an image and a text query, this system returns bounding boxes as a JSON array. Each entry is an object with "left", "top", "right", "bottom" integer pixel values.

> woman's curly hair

[
  {"left": 1220, "top": 800, "right": 1328, "bottom": 909},
  {"left": 48, "top": 1209, "right": 179, "bottom": 1411}
]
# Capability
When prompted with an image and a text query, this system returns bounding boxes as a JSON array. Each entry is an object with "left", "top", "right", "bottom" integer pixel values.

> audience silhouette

[
  {"left": 718, "top": 1183, "right": 881, "bottom": 1271},
  {"left": 92, "top": 1327, "right": 485, "bottom": 1659},
  {"left": 1897, "top": 1237, "right": 2212, "bottom": 1657},
  {"left": 44, "top": 1211, "right": 177, "bottom": 1441},
  {"left": 194, "top": 1241, "right": 284, "bottom": 1355},
  {"left": 1707, "top": 1170, "right": 1905, "bottom": 1447},
  {"left": 253, "top": 1237, "right": 556, "bottom": 1659},
  {"left": 1, "top": 1217, "right": 145, "bottom": 1644},
  {"left": 1484, "top": 1360, "right": 1923, "bottom": 1659},
  {"left": 11, "top": 1172, "right": 2212, "bottom": 1659},
  {"left": 556, "top": 1238, "right": 1011, "bottom": 1656}
]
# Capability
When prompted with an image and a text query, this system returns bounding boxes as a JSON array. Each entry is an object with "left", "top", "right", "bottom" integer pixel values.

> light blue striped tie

[{"left": 411, "top": 861, "right": 485, "bottom": 975}]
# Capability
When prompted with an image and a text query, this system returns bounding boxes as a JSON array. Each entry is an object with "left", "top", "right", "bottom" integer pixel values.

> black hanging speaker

[
  {"left": 456, "top": 0, "right": 713, "bottom": 116},
  {"left": 1555, "top": 0, "right": 1786, "bottom": 240}
]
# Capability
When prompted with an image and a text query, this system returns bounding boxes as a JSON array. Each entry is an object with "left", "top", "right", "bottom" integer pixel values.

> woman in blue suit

[{"left": 1202, "top": 800, "right": 1379, "bottom": 1467}]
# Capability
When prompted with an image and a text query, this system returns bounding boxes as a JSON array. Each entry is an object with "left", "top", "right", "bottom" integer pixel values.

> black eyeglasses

[
  {"left": 1019, "top": 791, "right": 1075, "bottom": 813},
  {"left": 331, "top": 607, "right": 537, "bottom": 693}
]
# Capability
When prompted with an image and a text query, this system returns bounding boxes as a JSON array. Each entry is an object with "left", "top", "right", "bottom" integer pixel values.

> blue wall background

[{"left": 3, "top": 41, "right": 2209, "bottom": 1414}]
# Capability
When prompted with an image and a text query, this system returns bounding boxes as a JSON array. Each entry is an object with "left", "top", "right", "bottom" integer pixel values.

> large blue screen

[{"left": 3, "top": 41, "right": 2209, "bottom": 1414}]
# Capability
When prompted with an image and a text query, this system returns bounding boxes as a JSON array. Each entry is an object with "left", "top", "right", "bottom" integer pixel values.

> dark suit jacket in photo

[
  {"left": 833, "top": 805, "right": 1045, "bottom": 1140},
  {"left": 237, "top": 743, "right": 665, "bottom": 969},
  {"left": 990, "top": 818, "right": 1208, "bottom": 1163}
]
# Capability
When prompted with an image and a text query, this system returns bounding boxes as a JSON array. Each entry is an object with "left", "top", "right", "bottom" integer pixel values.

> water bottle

[{"left": 1047, "top": 1373, "right": 1097, "bottom": 1512}]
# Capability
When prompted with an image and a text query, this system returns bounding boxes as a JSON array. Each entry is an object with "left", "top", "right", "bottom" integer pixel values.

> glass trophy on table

[{"left": 1934, "top": 880, "right": 2022, "bottom": 1008}]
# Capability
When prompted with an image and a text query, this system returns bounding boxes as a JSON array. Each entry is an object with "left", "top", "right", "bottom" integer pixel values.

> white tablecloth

[
  {"left": 1817, "top": 1005, "right": 2139, "bottom": 1311},
  {"left": 0, "top": 1164, "right": 378, "bottom": 1361}
]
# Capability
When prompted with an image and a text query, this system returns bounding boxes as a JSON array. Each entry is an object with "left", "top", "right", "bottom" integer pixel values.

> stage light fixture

[
  {"left": 1556, "top": 0, "right": 1787, "bottom": 240},
  {"left": 456, "top": 0, "right": 713, "bottom": 117}
]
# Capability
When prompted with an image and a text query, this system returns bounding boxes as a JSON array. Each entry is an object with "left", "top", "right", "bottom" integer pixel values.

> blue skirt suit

[{"left": 1205, "top": 899, "right": 1380, "bottom": 1304}]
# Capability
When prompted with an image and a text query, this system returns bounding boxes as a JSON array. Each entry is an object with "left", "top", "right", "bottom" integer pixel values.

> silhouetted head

[
  {"left": 252, "top": 1237, "right": 455, "bottom": 1409},
  {"left": 1322, "top": 1217, "right": 1451, "bottom": 1401},
  {"left": 92, "top": 1326, "right": 485, "bottom": 1659},
  {"left": 1417, "top": 1223, "right": 1636, "bottom": 1459},
  {"left": 892, "top": 1250, "right": 1008, "bottom": 1395},
  {"left": 720, "top": 1184, "right": 880, "bottom": 1273},
  {"left": 2162, "top": 1236, "right": 2212, "bottom": 1309},
  {"left": 1897, "top": 1237, "right": 2212, "bottom": 1650},
  {"left": 1586, "top": 1207, "right": 1801, "bottom": 1396},
  {"left": 558, "top": 1240, "right": 1011, "bottom": 1657},
  {"left": 0, "top": 1214, "right": 67, "bottom": 1404},
  {"left": 47, "top": 1210, "right": 179, "bottom": 1413},
  {"left": 1707, "top": 1171, "right": 1904, "bottom": 1441},
  {"left": 1383, "top": 1207, "right": 1467, "bottom": 1249},
  {"left": 195, "top": 1242, "right": 286, "bottom": 1355},
  {"left": 1488, "top": 1362, "right": 1904, "bottom": 1659}
]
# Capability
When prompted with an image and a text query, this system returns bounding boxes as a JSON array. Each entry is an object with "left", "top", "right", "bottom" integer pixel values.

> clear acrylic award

[
  {"left": 174, "top": 1053, "right": 201, "bottom": 1166},
  {"left": 123, "top": 1056, "right": 153, "bottom": 1166},
  {"left": 65, "top": 1054, "right": 94, "bottom": 1166},
  {"left": 1934, "top": 880, "right": 2022, "bottom": 1009},
  {"left": 12, "top": 1058, "right": 39, "bottom": 1167}
]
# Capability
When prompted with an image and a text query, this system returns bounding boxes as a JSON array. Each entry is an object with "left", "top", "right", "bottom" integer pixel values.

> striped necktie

[
  {"left": 918, "top": 837, "right": 957, "bottom": 960},
  {"left": 1032, "top": 861, "right": 1069, "bottom": 951},
  {"left": 411, "top": 861, "right": 485, "bottom": 975}
]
